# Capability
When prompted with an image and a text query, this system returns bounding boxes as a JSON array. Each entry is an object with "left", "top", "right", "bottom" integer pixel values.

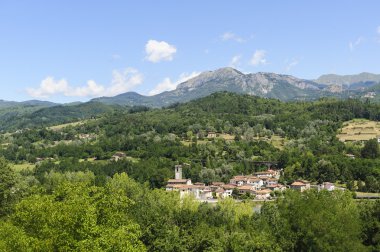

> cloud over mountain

[{"left": 27, "top": 68, "right": 143, "bottom": 98}]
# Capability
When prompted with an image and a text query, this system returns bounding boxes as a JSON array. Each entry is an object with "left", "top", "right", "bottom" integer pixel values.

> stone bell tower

[{"left": 175, "top": 165, "right": 182, "bottom": 179}]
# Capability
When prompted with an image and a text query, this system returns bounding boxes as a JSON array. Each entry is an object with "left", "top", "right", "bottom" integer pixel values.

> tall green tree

[
  {"left": 361, "top": 139, "right": 379, "bottom": 159},
  {"left": 0, "top": 157, "right": 16, "bottom": 215},
  {"left": 275, "top": 190, "right": 365, "bottom": 251}
]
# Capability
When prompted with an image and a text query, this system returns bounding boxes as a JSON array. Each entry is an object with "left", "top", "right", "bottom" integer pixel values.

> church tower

[{"left": 175, "top": 165, "right": 182, "bottom": 179}]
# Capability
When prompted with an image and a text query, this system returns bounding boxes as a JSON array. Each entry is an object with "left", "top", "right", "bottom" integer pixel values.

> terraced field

[{"left": 337, "top": 119, "right": 380, "bottom": 142}]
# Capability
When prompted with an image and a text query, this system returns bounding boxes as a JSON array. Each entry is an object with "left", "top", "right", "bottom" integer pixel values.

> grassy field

[
  {"left": 269, "top": 135, "right": 287, "bottom": 150},
  {"left": 219, "top": 133, "right": 235, "bottom": 141},
  {"left": 124, "top": 156, "right": 140, "bottom": 163},
  {"left": 337, "top": 119, "right": 380, "bottom": 142},
  {"left": 355, "top": 192, "right": 380, "bottom": 198},
  {"left": 11, "top": 163, "right": 35, "bottom": 172},
  {"left": 48, "top": 121, "right": 87, "bottom": 131}
]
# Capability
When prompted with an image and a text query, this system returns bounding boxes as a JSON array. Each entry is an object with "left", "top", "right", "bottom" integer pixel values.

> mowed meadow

[{"left": 337, "top": 119, "right": 380, "bottom": 142}]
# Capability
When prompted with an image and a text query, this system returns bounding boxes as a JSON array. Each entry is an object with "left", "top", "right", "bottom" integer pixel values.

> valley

[
  {"left": 2, "top": 1, "right": 380, "bottom": 250},
  {"left": 1, "top": 92, "right": 379, "bottom": 251}
]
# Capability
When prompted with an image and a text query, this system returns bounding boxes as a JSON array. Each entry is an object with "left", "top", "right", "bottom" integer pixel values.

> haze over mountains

[{"left": 315, "top": 72, "right": 380, "bottom": 87}]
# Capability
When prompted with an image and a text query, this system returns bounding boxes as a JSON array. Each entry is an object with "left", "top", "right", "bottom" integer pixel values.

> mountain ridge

[
  {"left": 92, "top": 67, "right": 331, "bottom": 107},
  {"left": 2, "top": 68, "right": 380, "bottom": 109},
  {"left": 93, "top": 67, "right": 380, "bottom": 107},
  {"left": 315, "top": 72, "right": 380, "bottom": 88}
]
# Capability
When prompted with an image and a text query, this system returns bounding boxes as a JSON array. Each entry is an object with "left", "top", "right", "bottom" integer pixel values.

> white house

[
  {"left": 319, "top": 182, "right": 335, "bottom": 191},
  {"left": 210, "top": 182, "right": 225, "bottom": 191},
  {"left": 222, "top": 184, "right": 236, "bottom": 198},
  {"left": 215, "top": 188, "right": 227, "bottom": 198},
  {"left": 207, "top": 131, "right": 217, "bottom": 138},
  {"left": 254, "top": 171, "right": 275, "bottom": 178},
  {"left": 246, "top": 177, "right": 264, "bottom": 190},
  {"left": 290, "top": 180, "right": 311, "bottom": 192},
  {"left": 267, "top": 178, "right": 278, "bottom": 186},
  {"left": 237, "top": 185, "right": 256, "bottom": 195},
  {"left": 254, "top": 189, "right": 272, "bottom": 200},
  {"left": 266, "top": 184, "right": 286, "bottom": 191},
  {"left": 254, "top": 169, "right": 281, "bottom": 178},
  {"left": 166, "top": 179, "right": 192, "bottom": 186},
  {"left": 230, "top": 175, "right": 263, "bottom": 190},
  {"left": 166, "top": 184, "right": 191, "bottom": 198},
  {"left": 230, "top": 176, "right": 248, "bottom": 186}
]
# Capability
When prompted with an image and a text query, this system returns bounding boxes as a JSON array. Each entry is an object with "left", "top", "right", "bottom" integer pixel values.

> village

[{"left": 165, "top": 164, "right": 338, "bottom": 201}]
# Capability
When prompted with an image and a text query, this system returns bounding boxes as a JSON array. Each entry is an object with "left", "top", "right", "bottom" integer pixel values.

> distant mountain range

[
  {"left": 315, "top": 72, "right": 380, "bottom": 87},
  {"left": 2, "top": 68, "right": 379, "bottom": 110},
  {"left": 92, "top": 67, "right": 380, "bottom": 107},
  {"left": 0, "top": 67, "right": 379, "bottom": 131},
  {"left": 0, "top": 99, "right": 57, "bottom": 109}
]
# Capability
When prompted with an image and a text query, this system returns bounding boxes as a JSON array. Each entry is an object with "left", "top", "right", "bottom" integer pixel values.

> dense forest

[{"left": 0, "top": 92, "right": 379, "bottom": 251}]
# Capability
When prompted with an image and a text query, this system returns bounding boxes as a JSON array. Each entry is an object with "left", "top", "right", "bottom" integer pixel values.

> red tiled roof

[
  {"left": 223, "top": 184, "right": 237, "bottom": 189},
  {"left": 212, "top": 182, "right": 225, "bottom": 186},
  {"left": 248, "top": 178, "right": 262, "bottom": 182},
  {"left": 291, "top": 181, "right": 306, "bottom": 186},
  {"left": 238, "top": 185, "right": 254, "bottom": 190},
  {"left": 194, "top": 182, "right": 205, "bottom": 186},
  {"left": 255, "top": 189, "right": 271, "bottom": 194},
  {"left": 168, "top": 179, "right": 189, "bottom": 183},
  {"left": 171, "top": 184, "right": 192, "bottom": 189}
]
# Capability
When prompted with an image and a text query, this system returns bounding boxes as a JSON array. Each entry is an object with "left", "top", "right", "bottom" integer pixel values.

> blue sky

[{"left": 1, "top": 1, "right": 380, "bottom": 102}]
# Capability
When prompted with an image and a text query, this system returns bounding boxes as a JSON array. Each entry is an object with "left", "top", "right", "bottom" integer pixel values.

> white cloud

[
  {"left": 26, "top": 68, "right": 143, "bottom": 98},
  {"left": 349, "top": 37, "right": 363, "bottom": 51},
  {"left": 145, "top": 40, "right": 177, "bottom": 63},
  {"left": 106, "top": 68, "right": 143, "bottom": 96},
  {"left": 285, "top": 58, "right": 299, "bottom": 72},
  {"left": 67, "top": 80, "right": 105, "bottom": 97},
  {"left": 149, "top": 72, "right": 200, "bottom": 96},
  {"left": 26, "top": 77, "right": 69, "bottom": 98},
  {"left": 149, "top": 78, "right": 174, "bottom": 96},
  {"left": 377, "top": 26, "right": 380, "bottom": 34},
  {"left": 229, "top": 55, "right": 242, "bottom": 68},
  {"left": 250, "top": 50, "right": 267, "bottom": 66},
  {"left": 221, "top": 32, "right": 245, "bottom": 43}
]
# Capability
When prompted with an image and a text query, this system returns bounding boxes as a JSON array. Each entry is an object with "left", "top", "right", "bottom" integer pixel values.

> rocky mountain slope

[{"left": 92, "top": 67, "right": 330, "bottom": 107}]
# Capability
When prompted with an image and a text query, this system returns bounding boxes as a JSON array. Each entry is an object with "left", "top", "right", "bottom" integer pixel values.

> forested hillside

[
  {"left": 0, "top": 102, "right": 120, "bottom": 132},
  {"left": 0, "top": 92, "right": 379, "bottom": 251}
]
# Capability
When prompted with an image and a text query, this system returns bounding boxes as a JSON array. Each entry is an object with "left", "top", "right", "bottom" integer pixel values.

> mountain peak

[
  {"left": 89, "top": 67, "right": 380, "bottom": 107},
  {"left": 213, "top": 67, "right": 243, "bottom": 75}
]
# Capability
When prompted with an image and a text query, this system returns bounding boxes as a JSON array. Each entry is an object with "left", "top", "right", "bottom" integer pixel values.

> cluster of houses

[
  {"left": 166, "top": 165, "right": 284, "bottom": 200},
  {"left": 166, "top": 165, "right": 339, "bottom": 200}
]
